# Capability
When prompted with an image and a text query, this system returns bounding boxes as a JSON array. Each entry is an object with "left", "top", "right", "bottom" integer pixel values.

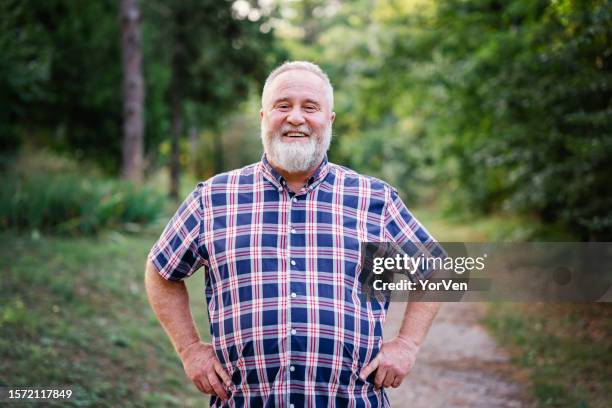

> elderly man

[{"left": 145, "top": 61, "right": 442, "bottom": 407}]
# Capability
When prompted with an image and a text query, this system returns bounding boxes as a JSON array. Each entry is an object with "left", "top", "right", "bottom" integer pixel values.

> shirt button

[
  {"left": 290, "top": 404, "right": 295, "bottom": 408},
  {"left": 290, "top": 366, "right": 295, "bottom": 372},
  {"left": 290, "top": 228, "right": 296, "bottom": 234},
  {"left": 292, "top": 197, "right": 298, "bottom": 203},
  {"left": 291, "top": 292, "right": 297, "bottom": 298},
  {"left": 278, "top": 187, "right": 283, "bottom": 192},
  {"left": 291, "top": 328, "right": 297, "bottom": 335},
  {"left": 290, "top": 260, "right": 296, "bottom": 266}
]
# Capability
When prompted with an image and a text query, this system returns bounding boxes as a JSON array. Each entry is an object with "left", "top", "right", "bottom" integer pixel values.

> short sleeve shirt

[{"left": 148, "top": 156, "right": 444, "bottom": 407}]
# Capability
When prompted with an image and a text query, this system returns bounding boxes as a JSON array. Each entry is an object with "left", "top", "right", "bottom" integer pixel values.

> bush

[{"left": 0, "top": 153, "right": 165, "bottom": 235}]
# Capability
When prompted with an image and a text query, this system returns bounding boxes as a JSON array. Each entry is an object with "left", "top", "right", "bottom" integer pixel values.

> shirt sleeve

[
  {"left": 384, "top": 186, "right": 447, "bottom": 281},
  {"left": 148, "top": 183, "right": 207, "bottom": 281}
]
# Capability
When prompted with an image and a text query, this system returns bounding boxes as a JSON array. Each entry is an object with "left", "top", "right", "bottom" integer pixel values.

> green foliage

[
  {"left": 0, "top": 152, "right": 165, "bottom": 234},
  {"left": 485, "top": 303, "right": 612, "bottom": 407},
  {"left": 278, "top": 0, "right": 611, "bottom": 239},
  {"left": 2, "top": 0, "right": 609, "bottom": 238},
  {"left": 0, "top": 0, "right": 50, "bottom": 150},
  {"left": 426, "top": 0, "right": 612, "bottom": 239},
  {"left": 0, "top": 0, "right": 279, "bottom": 174},
  {"left": 0, "top": 0, "right": 124, "bottom": 170}
]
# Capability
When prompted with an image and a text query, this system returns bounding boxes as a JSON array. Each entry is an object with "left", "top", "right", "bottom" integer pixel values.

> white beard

[{"left": 261, "top": 122, "right": 332, "bottom": 173}]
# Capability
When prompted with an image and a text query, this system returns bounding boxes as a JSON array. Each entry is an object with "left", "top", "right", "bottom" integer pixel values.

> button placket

[{"left": 285, "top": 187, "right": 296, "bottom": 404}]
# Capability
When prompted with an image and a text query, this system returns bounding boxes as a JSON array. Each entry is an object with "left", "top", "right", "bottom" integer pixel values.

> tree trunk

[
  {"left": 120, "top": 0, "right": 145, "bottom": 182},
  {"left": 213, "top": 132, "right": 224, "bottom": 174},
  {"left": 169, "top": 81, "right": 181, "bottom": 201},
  {"left": 168, "top": 9, "right": 188, "bottom": 201},
  {"left": 188, "top": 126, "right": 199, "bottom": 174}
]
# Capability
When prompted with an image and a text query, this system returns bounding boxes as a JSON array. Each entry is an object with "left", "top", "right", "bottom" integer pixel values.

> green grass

[
  {"left": 412, "top": 206, "right": 575, "bottom": 242},
  {"left": 411, "top": 207, "right": 521, "bottom": 241},
  {"left": 0, "top": 226, "right": 211, "bottom": 407},
  {"left": 484, "top": 303, "right": 611, "bottom": 408},
  {"left": 0, "top": 173, "right": 166, "bottom": 235}
]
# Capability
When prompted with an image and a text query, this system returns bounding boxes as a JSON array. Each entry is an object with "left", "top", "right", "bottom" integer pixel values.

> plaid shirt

[{"left": 149, "top": 156, "right": 443, "bottom": 407}]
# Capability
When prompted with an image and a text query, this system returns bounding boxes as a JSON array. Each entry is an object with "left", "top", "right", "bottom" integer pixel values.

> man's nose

[{"left": 286, "top": 107, "right": 305, "bottom": 126}]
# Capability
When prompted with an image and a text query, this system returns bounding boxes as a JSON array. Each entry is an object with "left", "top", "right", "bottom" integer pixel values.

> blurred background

[{"left": 1, "top": 0, "right": 610, "bottom": 406}]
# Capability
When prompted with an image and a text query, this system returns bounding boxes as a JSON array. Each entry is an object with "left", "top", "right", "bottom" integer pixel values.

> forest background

[{"left": 1, "top": 0, "right": 610, "bottom": 406}]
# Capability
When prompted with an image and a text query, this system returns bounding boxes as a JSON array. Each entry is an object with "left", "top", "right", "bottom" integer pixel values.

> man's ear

[
  {"left": 259, "top": 109, "right": 264, "bottom": 121},
  {"left": 331, "top": 111, "right": 336, "bottom": 123}
]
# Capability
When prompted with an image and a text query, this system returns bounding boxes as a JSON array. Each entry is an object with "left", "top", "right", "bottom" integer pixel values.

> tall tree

[
  {"left": 166, "top": 4, "right": 187, "bottom": 200},
  {"left": 120, "top": 0, "right": 145, "bottom": 182},
  {"left": 144, "top": 0, "right": 278, "bottom": 199}
]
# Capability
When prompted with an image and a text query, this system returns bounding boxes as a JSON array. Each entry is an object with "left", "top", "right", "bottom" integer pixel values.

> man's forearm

[
  {"left": 144, "top": 260, "right": 201, "bottom": 355},
  {"left": 397, "top": 301, "right": 441, "bottom": 347}
]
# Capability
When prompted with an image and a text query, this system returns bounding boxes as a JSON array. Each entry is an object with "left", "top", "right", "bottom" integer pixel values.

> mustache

[{"left": 277, "top": 124, "right": 313, "bottom": 136}]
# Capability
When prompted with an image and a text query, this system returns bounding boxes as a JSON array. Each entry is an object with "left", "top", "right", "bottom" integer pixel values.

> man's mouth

[{"left": 283, "top": 132, "right": 308, "bottom": 138}]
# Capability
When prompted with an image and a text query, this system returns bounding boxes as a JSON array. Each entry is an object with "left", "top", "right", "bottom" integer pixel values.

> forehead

[{"left": 263, "top": 69, "right": 329, "bottom": 106}]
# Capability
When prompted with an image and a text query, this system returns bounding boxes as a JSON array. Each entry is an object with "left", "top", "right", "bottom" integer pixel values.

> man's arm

[
  {"left": 359, "top": 301, "right": 441, "bottom": 389},
  {"left": 144, "top": 260, "right": 231, "bottom": 401}
]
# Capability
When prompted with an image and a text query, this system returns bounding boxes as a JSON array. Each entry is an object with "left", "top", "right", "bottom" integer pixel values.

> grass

[
  {"left": 0, "top": 225, "right": 211, "bottom": 407},
  {"left": 484, "top": 303, "right": 611, "bottom": 408},
  {"left": 411, "top": 207, "right": 523, "bottom": 241}
]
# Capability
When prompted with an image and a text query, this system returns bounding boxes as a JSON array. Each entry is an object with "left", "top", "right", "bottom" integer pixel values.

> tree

[
  {"left": 425, "top": 0, "right": 612, "bottom": 238},
  {"left": 271, "top": 0, "right": 611, "bottom": 239},
  {"left": 143, "top": 0, "right": 277, "bottom": 199},
  {"left": 1, "top": 0, "right": 278, "bottom": 185},
  {"left": 120, "top": 0, "right": 145, "bottom": 182}
]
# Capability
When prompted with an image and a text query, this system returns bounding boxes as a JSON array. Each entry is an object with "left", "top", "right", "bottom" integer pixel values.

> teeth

[{"left": 286, "top": 132, "right": 306, "bottom": 137}]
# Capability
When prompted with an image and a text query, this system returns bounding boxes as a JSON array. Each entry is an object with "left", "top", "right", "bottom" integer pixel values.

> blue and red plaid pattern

[{"left": 149, "top": 156, "right": 443, "bottom": 407}]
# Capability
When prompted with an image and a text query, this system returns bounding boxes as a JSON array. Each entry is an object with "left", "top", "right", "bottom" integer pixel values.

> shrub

[{"left": 0, "top": 153, "right": 165, "bottom": 235}]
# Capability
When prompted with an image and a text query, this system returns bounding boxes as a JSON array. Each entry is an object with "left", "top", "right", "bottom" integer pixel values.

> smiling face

[{"left": 260, "top": 69, "right": 335, "bottom": 174}]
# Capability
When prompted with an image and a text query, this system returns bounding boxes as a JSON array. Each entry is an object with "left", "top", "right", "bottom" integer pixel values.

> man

[{"left": 145, "top": 61, "right": 442, "bottom": 407}]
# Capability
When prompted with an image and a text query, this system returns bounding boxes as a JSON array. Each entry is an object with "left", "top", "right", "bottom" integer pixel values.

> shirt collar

[{"left": 260, "top": 154, "right": 330, "bottom": 192}]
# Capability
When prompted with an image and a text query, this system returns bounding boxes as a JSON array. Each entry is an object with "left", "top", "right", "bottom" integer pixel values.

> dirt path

[{"left": 383, "top": 303, "right": 535, "bottom": 408}]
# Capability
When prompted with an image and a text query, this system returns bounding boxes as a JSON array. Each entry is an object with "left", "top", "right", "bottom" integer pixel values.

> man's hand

[
  {"left": 179, "top": 341, "right": 232, "bottom": 401},
  {"left": 358, "top": 336, "right": 420, "bottom": 389}
]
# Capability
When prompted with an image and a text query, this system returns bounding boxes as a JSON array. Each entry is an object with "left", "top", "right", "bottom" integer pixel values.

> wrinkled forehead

[{"left": 262, "top": 69, "right": 332, "bottom": 109}]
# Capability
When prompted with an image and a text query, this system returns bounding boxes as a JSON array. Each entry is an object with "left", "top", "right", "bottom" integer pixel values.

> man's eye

[
  {"left": 277, "top": 104, "right": 290, "bottom": 110},
  {"left": 305, "top": 105, "right": 318, "bottom": 111}
]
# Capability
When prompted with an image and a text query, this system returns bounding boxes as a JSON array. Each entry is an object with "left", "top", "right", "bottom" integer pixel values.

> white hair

[{"left": 261, "top": 61, "right": 334, "bottom": 110}]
